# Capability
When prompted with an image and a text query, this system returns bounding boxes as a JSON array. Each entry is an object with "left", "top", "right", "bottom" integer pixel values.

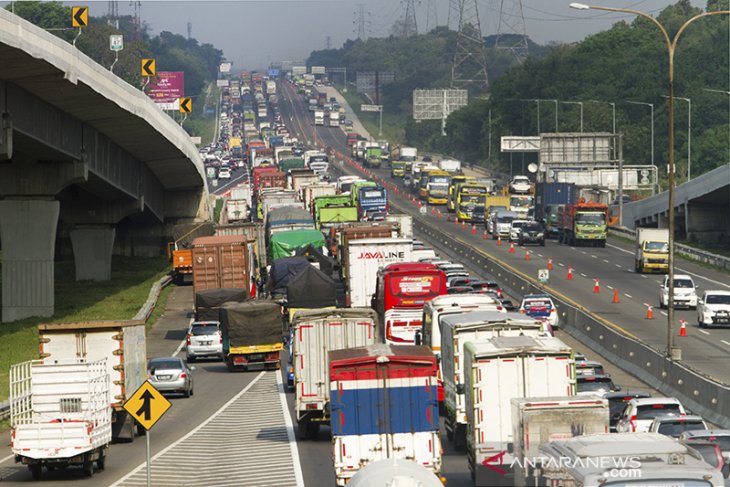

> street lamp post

[
  {"left": 571, "top": 2, "right": 729, "bottom": 361},
  {"left": 560, "top": 101, "right": 584, "bottom": 132},
  {"left": 670, "top": 96, "right": 692, "bottom": 181},
  {"left": 626, "top": 100, "right": 655, "bottom": 193}
]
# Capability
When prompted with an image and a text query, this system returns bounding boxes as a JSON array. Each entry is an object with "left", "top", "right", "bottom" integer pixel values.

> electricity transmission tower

[
  {"left": 187, "top": 22, "right": 192, "bottom": 40},
  {"left": 495, "top": 0, "right": 529, "bottom": 62},
  {"left": 107, "top": 1, "right": 119, "bottom": 28},
  {"left": 450, "top": 0, "right": 490, "bottom": 92},
  {"left": 354, "top": 4, "right": 371, "bottom": 40},
  {"left": 401, "top": 0, "right": 418, "bottom": 37},
  {"left": 425, "top": 0, "right": 438, "bottom": 31},
  {"left": 130, "top": 1, "right": 142, "bottom": 41}
]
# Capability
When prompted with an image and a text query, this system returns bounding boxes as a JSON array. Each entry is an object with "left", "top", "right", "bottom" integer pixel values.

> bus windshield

[{"left": 575, "top": 212, "right": 606, "bottom": 225}]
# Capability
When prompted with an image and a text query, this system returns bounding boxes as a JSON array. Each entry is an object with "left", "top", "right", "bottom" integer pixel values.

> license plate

[
  {"left": 200, "top": 341, "right": 211, "bottom": 346},
  {"left": 157, "top": 375, "right": 172, "bottom": 380},
  {"left": 248, "top": 354, "right": 264, "bottom": 361}
]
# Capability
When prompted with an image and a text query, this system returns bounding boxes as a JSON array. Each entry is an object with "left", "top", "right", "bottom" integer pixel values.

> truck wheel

[
  {"left": 28, "top": 464, "right": 42, "bottom": 479},
  {"left": 97, "top": 452, "right": 106, "bottom": 471},
  {"left": 297, "top": 419, "right": 310, "bottom": 441},
  {"left": 83, "top": 454, "right": 94, "bottom": 477},
  {"left": 306, "top": 422, "right": 320, "bottom": 440}
]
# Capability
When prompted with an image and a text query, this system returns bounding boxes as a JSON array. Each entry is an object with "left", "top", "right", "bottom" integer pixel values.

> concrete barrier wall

[{"left": 416, "top": 219, "right": 730, "bottom": 428}]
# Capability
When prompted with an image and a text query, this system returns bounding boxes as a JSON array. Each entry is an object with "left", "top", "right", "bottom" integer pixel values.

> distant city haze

[{"left": 64, "top": 0, "right": 707, "bottom": 70}]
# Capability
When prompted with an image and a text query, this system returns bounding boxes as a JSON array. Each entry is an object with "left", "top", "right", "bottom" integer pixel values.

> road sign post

[
  {"left": 71, "top": 6, "right": 88, "bottom": 46},
  {"left": 361, "top": 104, "right": 383, "bottom": 137},
  {"left": 109, "top": 35, "right": 123, "bottom": 73},
  {"left": 124, "top": 381, "right": 172, "bottom": 487}
]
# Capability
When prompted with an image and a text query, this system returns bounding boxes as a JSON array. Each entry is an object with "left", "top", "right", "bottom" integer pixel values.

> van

[{"left": 491, "top": 210, "right": 519, "bottom": 239}]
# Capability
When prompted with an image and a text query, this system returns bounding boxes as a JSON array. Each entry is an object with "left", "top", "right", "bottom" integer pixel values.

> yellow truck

[
  {"left": 447, "top": 175, "right": 475, "bottom": 213},
  {"left": 219, "top": 300, "right": 284, "bottom": 372}
]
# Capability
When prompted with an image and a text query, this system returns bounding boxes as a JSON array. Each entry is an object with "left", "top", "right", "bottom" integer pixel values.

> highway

[{"left": 279, "top": 79, "right": 730, "bottom": 386}]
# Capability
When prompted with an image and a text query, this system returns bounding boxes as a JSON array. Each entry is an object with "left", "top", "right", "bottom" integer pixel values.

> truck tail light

[
  {"left": 186, "top": 334, "right": 191, "bottom": 346},
  {"left": 630, "top": 415, "right": 637, "bottom": 432}
]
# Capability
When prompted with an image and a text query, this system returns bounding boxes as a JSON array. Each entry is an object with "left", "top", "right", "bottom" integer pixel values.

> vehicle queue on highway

[{"left": 7, "top": 71, "right": 730, "bottom": 486}]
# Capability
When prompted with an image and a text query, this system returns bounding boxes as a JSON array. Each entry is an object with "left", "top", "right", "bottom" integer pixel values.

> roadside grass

[
  {"left": 0, "top": 256, "right": 171, "bottom": 403},
  {"left": 340, "top": 88, "right": 406, "bottom": 144}
]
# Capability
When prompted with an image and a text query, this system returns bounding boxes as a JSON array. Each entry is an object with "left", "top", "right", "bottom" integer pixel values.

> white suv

[
  {"left": 659, "top": 274, "right": 698, "bottom": 309},
  {"left": 615, "top": 397, "right": 686, "bottom": 433},
  {"left": 509, "top": 175, "right": 532, "bottom": 194},
  {"left": 698, "top": 290, "right": 730, "bottom": 328},
  {"left": 186, "top": 321, "right": 223, "bottom": 362}
]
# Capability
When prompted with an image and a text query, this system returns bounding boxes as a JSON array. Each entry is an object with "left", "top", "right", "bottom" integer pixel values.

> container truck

[
  {"left": 314, "top": 195, "right": 358, "bottom": 230},
  {"left": 511, "top": 396, "right": 609, "bottom": 487},
  {"left": 269, "top": 228, "right": 326, "bottom": 261},
  {"left": 440, "top": 312, "right": 549, "bottom": 451},
  {"left": 225, "top": 198, "right": 250, "bottom": 223},
  {"left": 38, "top": 321, "right": 146, "bottom": 442},
  {"left": 328, "top": 111, "right": 341, "bottom": 127},
  {"left": 292, "top": 308, "right": 378, "bottom": 439},
  {"left": 278, "top": 157, "right": 306, "bottom": 173},
  {"left": 192, "top": 235, "right": 252, "bottom": 296},
  {"left": 463, "top": 335, "right": 575, "bottom": 486},
  {"left": 329, "top": 344, "right": 442, "bottom": 485},
  {"left": 342, "top": 237, "right": 412, "bottom": 307},
  {"left": 314, "top": 109, "right": 325, "bottom": 126},
  {"left": 385, "top": 213, "right": 413, "bottom": 239},
  {"left": 219, "top": 300, "right": 283, "bottom": 371},
  {"left": 364, "top": 145, "right": 383, "bottom": 168},
  {"left": 634, "top": 228, "right": 669, "bottom": 273},
  {"left": 302, "top": 183, "right": 336, "bottom": 212},
  {"left": 10, "top": 359, "right": 112, "bottom": 479},
  {"left": 332, "top": 222, "right": 395, "bottom": 260},
  {"left": 557, "top": 200, "right": 608, "bottom": 247},
  {"left": 509, "top": 193, "right": 534, "bottom": 217}
]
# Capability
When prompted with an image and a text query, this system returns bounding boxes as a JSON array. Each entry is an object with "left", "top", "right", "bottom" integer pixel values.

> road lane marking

[
  {"left": 661, "top": 311, "right": 668, "bottom": 316},
  {"left": 722, "top": 340, "right": 730, "bottom": 347},
  {"left": 603, "top": 259, "right": 610, "bottom": 263},
  {"left": 698, "top": 329, "right": 710, "bottom": 335},
  {"left": 0, "top": 454, "right": 14, "bottom": 464},
  {"left": 591, "top": 255, "right": 597, "bottom": 259},
  {"left": 624, "top": 293, "right": 633, "bottom": 298},
  {"left": 558, "top": 262, "right": 565, "bottom": 267},
  {"left": 172, "top": 338, "right": 186, "bottom": 358},
  {"left": 615, "top": 264, "right": 622, "bottom": 267},
  {"left": 277, "top": 367, "right": 305, "bottom": 487},
  {"left": 580, "top": 273, "right": 587, "bottom": 277},
  {"left": 641, "top": 275, "right": 648, "bottom": 278},
  {"left": 607, "top": 285, "right": 614, "bottom": 290}
]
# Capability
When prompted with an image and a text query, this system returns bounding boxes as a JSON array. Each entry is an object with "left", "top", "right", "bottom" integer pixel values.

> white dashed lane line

[
  {"left": 615, "top": 264, "right": 622, "bottom": 267},
  {"left": 603, "top": 259, "right": 610, "bottom": 263},
  {"left": 722, "top": 340, "right": 730, "bottom": 347},
  {"left": 606, "top": 285, "right": 614, "bottom": 290},
  {"left": 580, "top": 273, "right": 587, "bottom": 277},
  {"left": 624, "top": 294, "right": 633, "bottom": 298},
  {"left": 661, "top": 311, "right": 668, "bottom": 316},
  {"left": 698, "top": 329, "right": 710, "bottom": 335},
  {"left": 558, "top": 263, "right": 565, "bottom": 267}
]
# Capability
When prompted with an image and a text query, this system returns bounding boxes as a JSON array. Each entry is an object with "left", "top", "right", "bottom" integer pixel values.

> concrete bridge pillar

[
  {"left": 68, "top": 225, "right": 116, "bottom": 281},
  {"left": 0, "top": 199, "right": 59, "bottom": 322}
]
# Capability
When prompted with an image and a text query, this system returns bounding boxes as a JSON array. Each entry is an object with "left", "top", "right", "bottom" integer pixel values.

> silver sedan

[{"left": 147, "top": 357, "right": 195, "bottom": 398}]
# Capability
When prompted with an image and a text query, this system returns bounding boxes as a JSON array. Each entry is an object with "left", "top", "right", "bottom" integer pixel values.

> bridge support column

[
  {"left": 0, "top": 199, "right": 59, "bottom": 322},
  {"left": 69, "top": 225, "right": 116, "bottom": 281}
]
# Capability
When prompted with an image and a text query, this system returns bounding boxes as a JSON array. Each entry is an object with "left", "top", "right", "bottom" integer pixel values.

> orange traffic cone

[
  {"left": 547, "top": 258, "right": 553, "bottom": 270},
  {"left": 679, "top": 319, "right": 688, "bottom": 337},
  {"left": 437, "top": 209, "right": 441, "bottom": 218},
  {"left": 567, "top": 267, "right": 574, "bottom": 280},
  {"left": 483, "top": 229, "right": 488, "bottom": 240},
  {"left": 461, "top": 221, "right": 466, "bottom": 230},
  {"left": 472, "top": 224, "right": 477, "bottom": 235},
  {"left": 593, "top": 279, "right": 600, "bottom": 294},
  {"left": 431, "top": 207, "right": 435, "bottom": 215},
  {"left": 497, "top": 236, "right": 502, "bottom": 246},
  {"left": 613, "top": 288, "right": 620, "bottom": 303},
  {"left": 646, "top": 305, "right": 654, "bottom": 320},
  {"left": 525, "top": 250, "right": 531, "bottom": 261},
  {"left": 509, "top": 242, "right": 515, "bottom": 254}
]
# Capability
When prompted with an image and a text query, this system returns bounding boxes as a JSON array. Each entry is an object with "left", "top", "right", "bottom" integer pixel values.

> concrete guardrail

[{"left": 609, "top": 226, "right": 730, "bottom": 272}]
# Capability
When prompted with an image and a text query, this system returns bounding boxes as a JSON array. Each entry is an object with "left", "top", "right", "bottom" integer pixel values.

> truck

[
  {"left": 166, "top": 223, "right": 215, "bottom": 284},
  {"left": 440, "top": 312, "right": 549, "bottom": 451},
  {"left": 455, "top": 183, "right": 488, "bottom": 223},
  {"left": 313, "top": 195, "right": 358, "bottom": 230},
  {"left": 385, "top": 213, "right": 413, "bottom": 239},
  {"left": 10, "top": 359, "right": 112, "bottom": 479},
  {"left": 269, "top": 228, "right": 326, "bottom": 261},
  {"left": 219, "top": 300, "right": 283, "bottom": 371},
  {"left": 635, "top": 227, "right": 669, "bottom": 273},
  {"left": 342, "top": 237, "right": 412, "bottom": 307},
  {"left": 509, "top": 193, "right": 534, "bottom": 217},
  {"left": 314, "top": 109, "right": 325, "bottom": 126},
  {"left": 192, "top": 235, "right": 252, "bottom": 296},
  {"left": 364, "top": 145, "right": 383, "bottom": 168},
  {"left": 38, "top": 321, "right": 147, "bottom": 442},
  {"left": 292, "top": 308, "right": 378, "bottom": 439},
  {"left": 463, "top": 335, "right": 575, "bottom": 485},
  {"left": 511, "top": 396, "right": 610, "bottom": 487},
  {"left": 438, "top": 158, "right": 462, "bottom": 173},
  {"left": 348, "top": 459, "right": 444, "bottom": 487},
  {"left": 225, "top": 198, "right": 250, "bottom": 223},
  {"left": 329, "top": 344, "right": 442, "bottom": 485},
  {"left": 328, "top": 111, "right": 341, "bottom": 127},
  {"left": 302, "top": 183, "right": 336, "bottom": 212},
  {"left": 557, "top": 200, "right": 608, "bottom": 247},
  {"left": 357, "top": 185, "right": 388, "bottom": 221},
  {"left": 390, "top": 158, "right": 406, "bottom": 178}
]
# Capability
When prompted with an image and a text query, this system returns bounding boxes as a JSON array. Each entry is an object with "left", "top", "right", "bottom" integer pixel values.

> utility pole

[
  {"left": 402, "top": 0, "right": 418, "bottom": 37},
  {"left": 130, "top": 0, "right": 142, "bottom": 41},
  {"left": 450, "top": 0, "right": 490, "bottom": 92},
  {"left": 107, "top": 1, "right": 119, "bottom": 28},
  {"left": 187, "top": 22, "right": 192, "bottom": 41},
  {"left": 495, "top": 0, "right": 529, "bottom": 62}
]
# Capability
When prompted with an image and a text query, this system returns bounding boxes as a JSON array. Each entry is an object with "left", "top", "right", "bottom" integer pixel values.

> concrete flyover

[
  {"left": 622, "top": 163, "right": 730, "bottom": 244},
  {"left": 0, "top": 9, "right": 209, "bottom": 322}
]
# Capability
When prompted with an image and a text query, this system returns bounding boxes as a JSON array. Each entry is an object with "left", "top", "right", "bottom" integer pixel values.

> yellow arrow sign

[
  {"left": 72, "top": 6, "right": 88, "bottom": 27},
  {"left": 123, "top": 381, "right": 171, "bottom": 431},
  {"left": 179, "top": 97, "right": 192, "bottom": 113},
  {"left": 141, "top": 58, "right": 156, "bottom": 77}
]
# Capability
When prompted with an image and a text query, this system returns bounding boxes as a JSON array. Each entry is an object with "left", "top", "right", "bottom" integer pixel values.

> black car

[
  {"left": 605, "top": 391, "right": 651, "bottom": 432},
  {"left": 518, "top": 221, "right": 546, "bottom": 246},
  {"left": 577, "top": 374, "right": 620, "bottom": 396}
]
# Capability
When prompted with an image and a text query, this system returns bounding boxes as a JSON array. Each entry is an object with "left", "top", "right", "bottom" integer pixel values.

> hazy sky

[{"left": 80, "top": 1, "right": 708, "bottom": 70}]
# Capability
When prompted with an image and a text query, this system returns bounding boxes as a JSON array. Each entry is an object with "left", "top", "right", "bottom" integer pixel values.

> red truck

[{"left": 557, "top": 199, "right": 608, "bottom": 247}]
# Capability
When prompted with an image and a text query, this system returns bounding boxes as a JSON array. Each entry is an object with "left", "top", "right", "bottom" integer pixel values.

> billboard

[
  {"left": 147, "top": 71, "right": 184, "bottom": 111},
  {"left": 219, "top": 62, "right": 232, "bottom": 73},
  {"left": 311, "top": 66, "right": 326, "bottom": 75},
  {"left": 292, "top": 66, "right": 307, "bottom": 75},
  {"left": 216, "top": 79, "right": 229, "bottom": 87},
  {"left": 356, "top": 71, "right": 395, "bottom": 94},
  {"left": 412, "top": 89, "right": 468, "bottom": 121}
]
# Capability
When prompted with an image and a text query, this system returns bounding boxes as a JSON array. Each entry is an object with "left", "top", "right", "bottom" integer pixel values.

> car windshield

[
  {"left": 609, "top": 398, "right": 634, "bottom": 417},
  {"left": 578, "top": 379, "right": 614, "bottom": 392},
  {"left": 191, "top": 325, "right": 219, "bottom": 336},
  {"left": 674, "top": 279, "right": 694, "bottom": 288},
  {"left": 575, "top": 212, "right": 605, "bottom": 225},
  {"left": 690, "top": 444, "right": 720, "bottom": 468},
  {"left": 657, "top": 420, "right": 706, "bottom": 437},
  {"left": 149, "top": 359, "right": 182, "bottom": 370},
  {"left": 688, "top": 435, "right": 730, "bottom": 451},
  {"left": 510, "top": 198, "right": 532, "bottom": 208},
  {"left": 645, "top": 241, "right": 669, "bottom": 252},
  {"left": 636, "top": 403, "right": 681, "bottom": 419},
  {"left": 512, "top": 221, "right": 527, "bottom": 229},
  {"left": 523, "top": 223, "right": 542, "bottom": 232},
  {"left": 706, "top": 294, "right": 730, "bottom": 305},
  {"left": 497, "top": 216, "right": 515, "bottom": 223}
]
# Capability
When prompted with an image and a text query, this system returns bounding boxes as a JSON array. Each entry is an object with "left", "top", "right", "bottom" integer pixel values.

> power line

[{"left": 450, "top": 0, "right": 490, "bottom": 92}]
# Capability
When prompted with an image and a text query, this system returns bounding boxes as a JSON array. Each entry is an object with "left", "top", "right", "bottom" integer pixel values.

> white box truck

[
  {"left": 463, "top": 335, "right": 575, "bottom": 486},
  {"left": 440, "top": 311, "right": 549, "bottom": 451},
  {"left": 511, "top": 396, "right": 609, "bottom": 486},
  {"left": 38, "top": 320, "right": 147, "bottom": 442},
  {"left": 292, "top": 308, "right": 378, "bottom": 439},
  {"left": 385, "top": 214, "right": 413, "bottom": 239},
  {"left": 635, "top": 228, "right": 669, "bottom": 273},
  {"left": 343, "top": 237, "right": 412, "bottom": 307},
  {"left": 314, "top": 109, "right": 325, "bottom": 126},
  {"left": 10, "top": 359, "right": 112, "bottom": 479}
]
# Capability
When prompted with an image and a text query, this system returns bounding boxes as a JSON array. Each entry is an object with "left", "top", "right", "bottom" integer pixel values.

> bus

[
  {"left": 419, "top": 169, "right": 451, "bottom": 205},
  {"left": 372, "top": 262, "right": 447, "bottom": 344},
  {"left": 447, "top": 175, "right": 476, "bottom": 213},
  {"left": 455, "top": 183, "right": 488, "bottom": 223}
]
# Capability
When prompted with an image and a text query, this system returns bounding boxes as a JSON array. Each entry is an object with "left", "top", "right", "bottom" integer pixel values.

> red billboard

[{"left": 147, "top": 71, "right": 184, "bottom": 110}]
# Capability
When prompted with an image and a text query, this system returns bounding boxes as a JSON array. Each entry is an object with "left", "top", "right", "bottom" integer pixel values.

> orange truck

[{"left": 557, "top": 200, "right": 608, "bottom": 247}]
